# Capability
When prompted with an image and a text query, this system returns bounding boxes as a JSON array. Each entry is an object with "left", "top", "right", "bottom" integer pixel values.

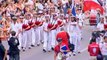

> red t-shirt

[
  {"left": 56, "top": 31, "right": 69, "bottom": 46},
  {"left": 88, "top": 42, "right": 100, "bottom": 56}
]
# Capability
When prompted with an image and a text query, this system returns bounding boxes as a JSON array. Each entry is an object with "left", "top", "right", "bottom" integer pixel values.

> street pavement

[{"left": 2, "top": 25, "right": 95, "bottom": 60}]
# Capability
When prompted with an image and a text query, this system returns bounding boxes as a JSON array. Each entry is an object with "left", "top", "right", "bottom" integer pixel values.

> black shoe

[
  {"left": 28, "top": 47, "right": 31, "bottom": 49},
  {"left": 41, "top": 42, "right": 44, "bottom": 44},
  {"left": 43, "top": 49, "right": 46, "bottom": 52},
  {"left": 73, "top": 53, "right": 76, "bottom": 56},
  {"left": 37, "top": 44, "right": 40, "bottom": 46},
  {"left": 48, "top": 51, "right": 51, "bottom": 52},
  {"left": 21, "top": 47, "right": 23, "bottom": 49},
  {"left": 78, "top": 52, "right": 81, "bottom": 54},
  {"left": 31, "top": 45, "right": 35, "bottom": 47},
  {"left": 23, "top": 49, "right": 25, "bottom": 52},
  {"left": 51, "top": 47, "right": 54, "bottom": 51}
]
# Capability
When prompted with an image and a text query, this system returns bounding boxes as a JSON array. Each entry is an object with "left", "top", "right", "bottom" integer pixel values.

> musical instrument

[
  {"left": 28, "top": 21, "right": 35, "bottom": 27},
  {"left": 57, "top": 20, "right": 63, "bottom": 27},
  {"left": 47, "top": 23, "right": 54, "bottom": 29},
  {"left": 22, "top": 24, "right": 31, "bottom": 30},
  {"left": 35, "top": 20, "right": 43, "bottom": 26},
  {"left": 52, "top": 24, "right": 58, "bottom": 30}
]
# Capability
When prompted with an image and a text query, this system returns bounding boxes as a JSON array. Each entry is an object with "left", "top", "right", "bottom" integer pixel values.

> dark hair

[
  {"left": 104, "top": 36, "right": 107, "bottom": 39},
  {"left": 11, "top": 31, "right": 16, "bottom": 36},
  {"left": 90, "top": 37, "right": 96, "bottom": 44},
  {"left": 57, "top": 38, "right": 62, "bottom": 42},
  {"left": 0, "top": 40, "right": 2, "bottom": 43}
]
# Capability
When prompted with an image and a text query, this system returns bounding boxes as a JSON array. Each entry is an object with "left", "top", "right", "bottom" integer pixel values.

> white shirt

[
  {"left": 43, "top": 22, "right": 48, "bottom": 32},
  {"left": 97, "top": 23, "right": 104, "bottom": 31},
  {"left": 100, "top": 42, "right": 107, "bottom": 55},
  {"left": 10, "top": 22, "right": 19, "bottom": 34}
]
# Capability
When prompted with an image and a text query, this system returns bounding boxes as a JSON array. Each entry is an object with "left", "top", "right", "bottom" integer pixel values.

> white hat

[
  {"left": 38, "top": 11, "right": 43, "bottom": 14},
  {"left": 45, "top": 15, "right": 50, "bottom": 18}
]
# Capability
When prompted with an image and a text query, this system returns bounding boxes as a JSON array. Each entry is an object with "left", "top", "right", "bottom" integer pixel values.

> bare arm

[{"left": 54, "top": 53, "right": 57, "bottom": 60}]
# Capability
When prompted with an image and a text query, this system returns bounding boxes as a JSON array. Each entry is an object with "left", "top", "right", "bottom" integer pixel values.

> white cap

[
  {"left": 45, "top": 15, "right": 50, "bottom": 18},
  {"left": 38, "top": 11, "right": 43, "bottom": 14}
]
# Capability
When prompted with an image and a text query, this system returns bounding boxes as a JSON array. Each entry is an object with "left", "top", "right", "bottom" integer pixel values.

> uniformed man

[
  {"left": 69, "top": 17, "right": 81, "bottom": 55},
  {"left": 43, "top": 15, "right": 50, "bottom": 52}
]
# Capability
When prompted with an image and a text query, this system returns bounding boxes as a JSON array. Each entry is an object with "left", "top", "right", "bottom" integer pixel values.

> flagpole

[{"left": 81, "top": 0, "right": 84, "bottom": 12}]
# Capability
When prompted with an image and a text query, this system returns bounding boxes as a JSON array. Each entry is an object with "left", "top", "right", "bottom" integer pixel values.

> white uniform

[
  {"left": 31, "top": 19, "right": 36, "bottom": 46},
  {"left": 97, "top": 22, "right": 104, "bottom": 31},
  {"left": 43, "top": 22, "right": 50, "bottom": 51},
  {"left": 10, "top": 22, "right": 19, "bottom": 36},
  {"left": 22, "top": 19, "right": 32, "bottom": 50},
  {"left": 69, "top": 22, "right": 81, "bottom": 54},
  {"left": 40, "top": 16, "right": 45, "bottom": 43},
  {"left": 51, "top": 20, "right": 57, "bottom": 48},
  {"left": 27, "top": 19, "right": 32, "bottom": 48},
  {"left": 35, "top": 17, "right": 41, "bottom": 45},
  {"left": 17, "top": 22, "right": 23, "bottom": 50}
]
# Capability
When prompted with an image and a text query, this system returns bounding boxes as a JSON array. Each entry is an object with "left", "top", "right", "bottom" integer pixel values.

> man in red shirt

[
  {"left": 88, "top": 40, "right": 100, "bottom": 60},
  {"left": 56, "top": 28, "right": 69, "bottom": 46}
]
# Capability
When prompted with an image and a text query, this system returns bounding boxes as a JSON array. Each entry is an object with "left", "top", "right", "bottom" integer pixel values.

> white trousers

[
  {"left": 31, "top": 28, "right": 36, "bottom": 45},
  {"left": 22, "top": 31, "right": 28, "bottom": 49},
  {"left": 70, "top": 33, "right": 81, "bottom": 53},
  {"left": 35, "top": 27, "right": 41, "bottom": 44},
  {"left": 43, "top": 31, "right": 52, "bottom": 51},
  {"left": 26, "top": 29, "right": 32, "bottom": 48},
  {"left": 18, "top": 33, "right": 22, "bottom": 50},
  {"left": 40, "top": 26, "right": 44, "bottom": 42},
  {"left": 51, "top": 30, "right": 56, "bottom": 48}
]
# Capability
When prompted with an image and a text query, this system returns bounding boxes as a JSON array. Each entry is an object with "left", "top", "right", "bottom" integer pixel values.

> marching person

[
  {"left": 43, "top": 15, "right": 50, "bottom": 52},
  {"left": 22, "top": 14, "right": 31, "bottom": 51},
  {"left": 27, "top": 13, "right": 36, "bottom": 47},
  {"left": 51, "top": 14, "right": 58, "bottom": 50},
  {"left": 16, "top": 16, "right": 23, "bottom": 50},
  {"left": 69, "top": 17, "right": 81, "bottom": 55},
  {"left": 97, "top": 17, "right": 105, "bottom": 31},
  {"left": 25, "top": 14, "right": 32, "bottom": 49},
  {"left": 8, "top": 31, "right": 20, "bottom": 60},
  {"left": 30, "top": 13, "right": 36, "bottom": 47},
  {"left": 9, "top": 16, "right": 19, "bottom": 37},
  {"left": 35, "top": 11, "right": 43, "bottom": 46}
]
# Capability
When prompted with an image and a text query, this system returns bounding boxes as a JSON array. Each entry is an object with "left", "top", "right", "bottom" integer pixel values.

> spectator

[
  {"left": 8, "top": 31, "right": 20, "bottom": 60},
  {"left": 88, "top": 38, "right": 100, "bottom": 60},
  {"left": 99, "top": 36, "right": 107, "bottom": 60}
]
